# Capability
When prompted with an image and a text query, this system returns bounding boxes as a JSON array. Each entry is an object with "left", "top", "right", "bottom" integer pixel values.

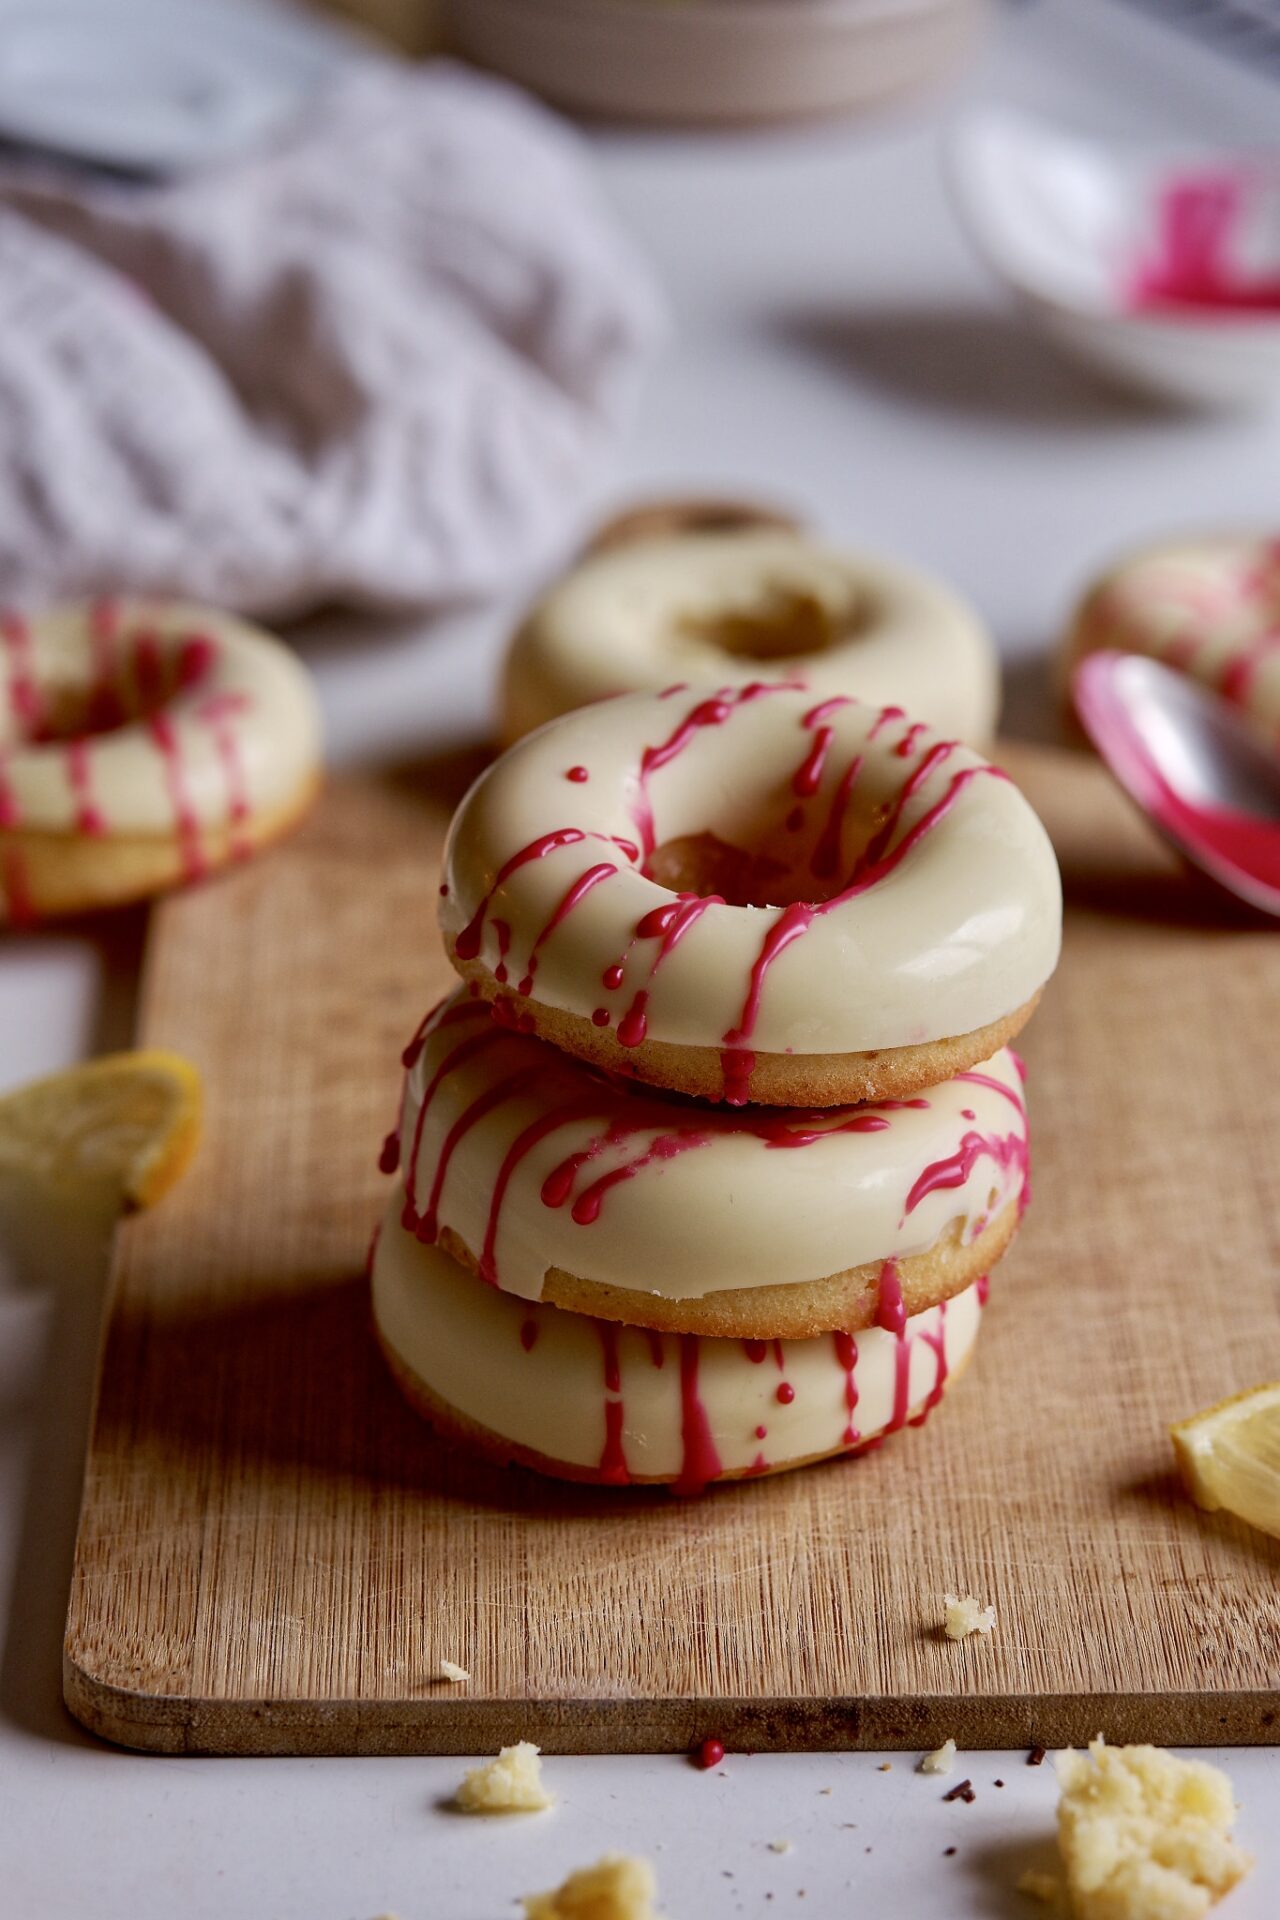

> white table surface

[{"left": 4, "top": 2, "right": 1280, "bottom": 1914}]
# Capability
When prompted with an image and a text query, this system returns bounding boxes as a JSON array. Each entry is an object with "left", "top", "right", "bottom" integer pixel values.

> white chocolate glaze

[
  {"left": 0, "top": 598, "right": 322, "bottom": 837},
  {"left": 371, "top": 1202, "right": 986, "bottom": 1487},
  {"left": 440, "top": 683, "right": 1062, "bottom": 1056},
  {"left": 1069, "top": 534, "right": 1280, "bottom": 737},
  {"left": 502, "top": 531, "right": 1000, "bottom": 747},
  {"left": 388, "top": 989, "right": 1028, "bottom": 1304}
]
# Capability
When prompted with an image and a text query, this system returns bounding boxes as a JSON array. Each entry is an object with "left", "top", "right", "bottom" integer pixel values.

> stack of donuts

[{"left": 372, "top": 576, "right": 1062, "bottom": 1487}]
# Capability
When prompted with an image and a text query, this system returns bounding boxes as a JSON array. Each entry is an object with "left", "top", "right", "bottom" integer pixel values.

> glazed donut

[
  {"left": 0, "top": 598, "right": 322, "bottom": 924},
  {"left": 500, "top": 527, "right": 1000, "bottom": 748},
  {"left": 440, "top": 683, "right": 1061, "bottom": 1107},
  {"left": 384, "top": 989, "right": 1028, "bottom": 1340},
  {"left": 371, "top": 1202, "right": 987, "bottom": 1490},
  {"left": 1066, "top": 533, "right": 1280, "bottom": 739}
]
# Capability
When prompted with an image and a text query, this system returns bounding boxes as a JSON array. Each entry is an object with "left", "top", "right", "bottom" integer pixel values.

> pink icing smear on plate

[{"left": 1127, "top": 168, "right": 1280, "bottom": 315}]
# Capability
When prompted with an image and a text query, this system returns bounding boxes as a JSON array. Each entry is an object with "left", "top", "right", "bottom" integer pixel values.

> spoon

[{"left": 1072, "top": 650, "right": 1280, "bottom": 917}]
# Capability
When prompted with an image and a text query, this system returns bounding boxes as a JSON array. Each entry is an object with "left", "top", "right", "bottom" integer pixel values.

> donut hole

[
  {"left": 678, "top": 583, "right": 865, "bottom": 663},
  {"left": 14, "top": 628, "right": 216, "bottom": 745},
  {"left": 647, "top": 829, "right": 859, "bottom": 909},
  {"left": 643, "top": 706, "right": 925, "bottom": 907},
  {"left": 647, "top": 832, "right": 795, "bottom": 908}
]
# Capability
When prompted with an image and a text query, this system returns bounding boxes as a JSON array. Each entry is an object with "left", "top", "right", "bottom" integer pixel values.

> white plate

[
  {"left": 948, "top": 107, "right": 1280, "bottom": 409},
  {"left": 0, "top": 0, "right": 369, "bottom": 172}
]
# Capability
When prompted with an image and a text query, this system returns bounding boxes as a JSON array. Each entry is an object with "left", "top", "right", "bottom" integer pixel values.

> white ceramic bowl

[
  {"left": 448, "top": 0, "right": 993, "bottom": 127},
  {"left": 948, "top": 108, "right": 1280, "bottom": 410}
]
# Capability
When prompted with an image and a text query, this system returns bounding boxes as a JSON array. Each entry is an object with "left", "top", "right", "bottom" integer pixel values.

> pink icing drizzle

[
  {"left": 676, "top": 1335, "right": 722, "bottom": 1495},
  {"left": 629, "top": 680, "right": 805, "bottom": 861},
  {"left": 723, "top": 758, "right": 1004, "bottom": 1050},
  {"left": 2, "top": 613, "right": 40, "bottom": 733},
  {"left": 598, "top": 1322, "right": 630, "bottom": 1484},
  {"left": 833, "top": 1329, "right": 860, "bottom": 1444},
  {"left": 910, "top": 1301, "right": 949, "bottom": 1427},
  {"left": 149, "top": 712, "right": 205, "bottom": 879},
  {"left": 199, "top": 690, "right": 252, "bottom": 859},
  {"left": 867, "top": 704, "right": 905, "bottom": 741},
  {"left": 454, "top": 829, "right": 589, "bottom": 961},
  {"left": 874, "top": 1259, "right": 906, "bottom": 1336},
  {"left": 809, "top": 751, "right": 864, "bottom": 880},
  {"left": 902, "top": 1126, "right": 1028, "bottom": 1220},
  {"left": 518, "top": 862, "right": 618, "bottom": 996},
  {"left": 65, "top": 738, "right": 106, "bottom": 837},
  {"left": 398, "top": 999, "right": 1024, "bottom": 1302}
]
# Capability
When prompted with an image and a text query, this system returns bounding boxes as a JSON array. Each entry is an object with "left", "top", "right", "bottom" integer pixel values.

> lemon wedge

[
  {"left": 1171, "top": 1384, "right": 1280, "bottom": 1541},
  {"left": 0, "top": 1050, "right": 202, "bottom": 1211}
]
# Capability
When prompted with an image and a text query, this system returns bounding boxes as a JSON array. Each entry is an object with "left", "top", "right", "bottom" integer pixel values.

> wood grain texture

[{"left": 63, "top": 741, "right": 1280, "bottom": 1755}]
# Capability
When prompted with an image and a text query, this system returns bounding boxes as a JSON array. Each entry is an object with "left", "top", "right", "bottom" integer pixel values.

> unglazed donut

[
  {"left": 371, "top": 1202, "right": 987, "bottom": 1490},
  {"left": 385, "top": 989, "right": 1028, "bottom": 1340},
  {"left": 500, "top": 528, "right": 1000, "bottom": 747},
  {"left": 440, "top": 683, "right": 1061, "bottom": 1107},
  {"left": 0, "top": 597, "right": 322, "bottom": 924},
  {"left": 1066, "top": 533, "right": 1280, "bottom": 739}
]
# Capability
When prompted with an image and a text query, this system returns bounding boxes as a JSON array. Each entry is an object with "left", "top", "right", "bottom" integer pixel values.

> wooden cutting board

[{"left": 62, "top": 740, "right": 1280, "bottom": 1755}]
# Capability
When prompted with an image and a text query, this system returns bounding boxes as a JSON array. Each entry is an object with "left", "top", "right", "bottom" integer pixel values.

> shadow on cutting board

[{"left": 92, "top": 1269, "right": 679, "bottom": 1518}]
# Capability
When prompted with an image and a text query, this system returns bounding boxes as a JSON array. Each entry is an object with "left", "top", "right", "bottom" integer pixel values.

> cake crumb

[
  {"left": 455, "top": 1741, "right": 552, "bottom": 1814},
  {"left": 920, "top": 1738, "right": 957, "bottom": 1777},
  {"left": 768, "top": 1839, "right": 793, "bottom": 1855},
  {"left": 944, "top": 1592, "right": 997, "bottom": 1640},
  {"left": 523, "top": 1854, "right": 657, "bottom": 1920},
  {"left": 877, "top": 1762, "right": 892, "bottom": 1772},
  {"left": 438, "top": 1658, "right": 470, "bottom": 1683},
  {"left": 1016, "top": 1868, "right": 1060, "bottom": 1904},
  {"left": 1054, "top": 1737, "right": 1250, "bottom": 1919}
]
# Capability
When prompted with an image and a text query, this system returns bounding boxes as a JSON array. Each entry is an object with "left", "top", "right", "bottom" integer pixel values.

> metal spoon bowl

[{"left": 1072, "top": 650, "right": 1280, "bottom": 918}]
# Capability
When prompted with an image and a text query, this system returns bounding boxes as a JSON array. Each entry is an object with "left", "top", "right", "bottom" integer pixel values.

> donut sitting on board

[
  {"left": 0, "top": 598, "right": 322, "bottom": 925},
  {"left": 502, "top": 508, "right": 1000, "bottom": 750}
]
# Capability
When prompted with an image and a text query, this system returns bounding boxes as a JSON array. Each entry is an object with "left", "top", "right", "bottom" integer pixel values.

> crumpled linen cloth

[{"left": 0, "top": 61, "right": 664, "bottom": 620}]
